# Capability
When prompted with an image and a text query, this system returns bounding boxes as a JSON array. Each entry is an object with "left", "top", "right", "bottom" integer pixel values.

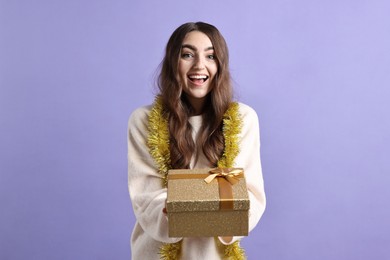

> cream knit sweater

[{"left": 127, "top": 102, "right": 266, "bottom": 260}]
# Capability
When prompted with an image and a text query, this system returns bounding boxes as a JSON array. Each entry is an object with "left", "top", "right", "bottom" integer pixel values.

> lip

[{"left": 187, "top": 74, "right": 209, "bottom": 86}]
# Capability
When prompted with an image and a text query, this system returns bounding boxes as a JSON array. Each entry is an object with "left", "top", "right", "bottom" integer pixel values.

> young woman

[{"left": 127, "top": 22, "right": 266, "bottom": 260}]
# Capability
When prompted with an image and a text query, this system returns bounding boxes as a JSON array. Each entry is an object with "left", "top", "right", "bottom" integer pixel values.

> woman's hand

[
  {"left": 221, "top": 236, "right": 233, "bottom": 243},
  {"left": 162, "top": 199, "right": 167, "bottom": 214}
]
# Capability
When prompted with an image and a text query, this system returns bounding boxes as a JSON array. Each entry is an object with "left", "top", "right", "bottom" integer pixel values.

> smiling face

[{"left": 178, "top": 31, "right": 218, "bottom": 114}]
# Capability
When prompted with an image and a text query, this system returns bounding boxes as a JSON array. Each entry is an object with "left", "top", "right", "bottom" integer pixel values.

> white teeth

[{"left": 189, "top": 75, "right": 208, "bottom": 79}]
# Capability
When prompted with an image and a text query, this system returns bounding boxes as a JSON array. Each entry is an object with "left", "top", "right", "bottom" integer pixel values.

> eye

[
  {"left": 181, "top": 53, "right": 193, "bottom": 59},
  {"left": 207, "top": 54, "right": 215, "bottom": 60}
]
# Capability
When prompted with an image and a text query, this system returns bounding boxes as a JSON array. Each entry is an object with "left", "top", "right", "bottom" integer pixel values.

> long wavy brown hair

[{"left": 158, "top": 22, "right": 233, "bottom": 169}]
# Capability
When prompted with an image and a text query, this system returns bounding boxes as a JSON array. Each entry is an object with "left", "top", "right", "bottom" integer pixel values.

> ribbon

[
  {"left": 205, "top": 168, "right": 243, "bottom": 210},
  {"left": 168, "top": 168, "right": 244, "bottom": 211},
  {"left": 204, "top": 168, "right": 243, "bottom": 185}
]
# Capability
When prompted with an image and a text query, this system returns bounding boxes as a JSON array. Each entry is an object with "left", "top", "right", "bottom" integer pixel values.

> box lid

[{"left": 166, "top": 168, "right": 249, "bottom": 213}]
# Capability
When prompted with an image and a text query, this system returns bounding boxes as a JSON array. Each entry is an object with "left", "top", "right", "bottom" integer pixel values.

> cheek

[
  {"left": 176, "top": 68, "right": 184, "bottom": 83},
  {"left": 178, "top": 62, "right": 189, "bottom": 79},
  {"left": 210, "top": 65, "right": 218, "bottom": 78}
]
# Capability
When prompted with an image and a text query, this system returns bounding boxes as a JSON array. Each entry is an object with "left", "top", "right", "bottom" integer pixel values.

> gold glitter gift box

[{"left": 166, "top": 168, "right": 249, "bottom": 237}]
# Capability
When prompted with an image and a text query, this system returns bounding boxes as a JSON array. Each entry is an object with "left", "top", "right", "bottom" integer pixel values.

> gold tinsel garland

[
  {"left": 147, "top": 97, "right": 246, "bottom": 260},
  {"left": 147, "top": 97, "right": 171, "bottom": 186}
]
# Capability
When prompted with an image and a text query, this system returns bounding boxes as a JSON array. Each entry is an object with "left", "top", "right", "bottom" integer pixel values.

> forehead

[{"left": 182, "top": 31, "right": 213, "bottom": 49}]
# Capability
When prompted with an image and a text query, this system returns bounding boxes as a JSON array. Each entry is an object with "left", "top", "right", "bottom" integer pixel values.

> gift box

[{"left": 166, "top": 168, "right": 249, "bottom": 237}]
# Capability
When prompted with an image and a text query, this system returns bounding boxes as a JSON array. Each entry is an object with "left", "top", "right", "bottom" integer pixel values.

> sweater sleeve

[
  {"left": 127, "top": 106, "right": 182, "bottom": 244},
  {"left": 218, "top": 103, "right": 266, "bottom": 245}
]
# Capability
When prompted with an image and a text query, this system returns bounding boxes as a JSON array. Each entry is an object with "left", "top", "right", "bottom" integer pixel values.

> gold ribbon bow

[{"left": 204, "top": 168, "right": 243, "bottom": 185}]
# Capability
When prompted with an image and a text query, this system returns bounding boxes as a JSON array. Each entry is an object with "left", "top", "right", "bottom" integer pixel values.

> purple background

[{"left": 1, "top": 0, "right": 389, "bottom": 259}]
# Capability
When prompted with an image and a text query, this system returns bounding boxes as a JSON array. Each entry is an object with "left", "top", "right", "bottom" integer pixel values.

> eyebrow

[{"left": 181, "top": 44, "right": 214, "bottom": 52}]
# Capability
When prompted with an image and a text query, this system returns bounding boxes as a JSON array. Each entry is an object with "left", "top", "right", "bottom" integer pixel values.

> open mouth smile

[{"left": 188, "top": 74, "right": 209, "bottom": 85}]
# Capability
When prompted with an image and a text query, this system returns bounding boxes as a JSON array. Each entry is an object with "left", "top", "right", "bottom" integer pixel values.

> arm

[
  {"left": 219, "top": 103, "right": 266, "bottom": 245},
  {"left": 127, "top": 106, "right": 182, "bottom": 243}
]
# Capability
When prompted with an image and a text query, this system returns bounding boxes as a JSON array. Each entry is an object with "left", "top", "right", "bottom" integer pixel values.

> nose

[{"left": 193, "top": 56, "right": 205, "bottom": 70}]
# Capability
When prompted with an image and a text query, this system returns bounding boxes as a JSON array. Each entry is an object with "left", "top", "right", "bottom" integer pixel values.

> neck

[{"left": 186, "top": 96, "right": 206, "bottom": 116}]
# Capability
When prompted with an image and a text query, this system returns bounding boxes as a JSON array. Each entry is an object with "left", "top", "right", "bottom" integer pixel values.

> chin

[{"left": 189, "top": 90, "right": 210, "bottom": 99}]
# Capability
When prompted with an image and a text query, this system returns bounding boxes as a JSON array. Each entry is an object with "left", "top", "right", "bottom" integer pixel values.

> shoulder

[
  {"left": 235, "top": 102, "right": 261, "bottom": 137},
  {"left": 128, "top": 104, "right": 153, "bottom": 131},
  {"left": 129, "top": 104, "right": 153, "bottom": 121},
  {"left": 236, "top": 102, "right": 259, "bottom": 123}
]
